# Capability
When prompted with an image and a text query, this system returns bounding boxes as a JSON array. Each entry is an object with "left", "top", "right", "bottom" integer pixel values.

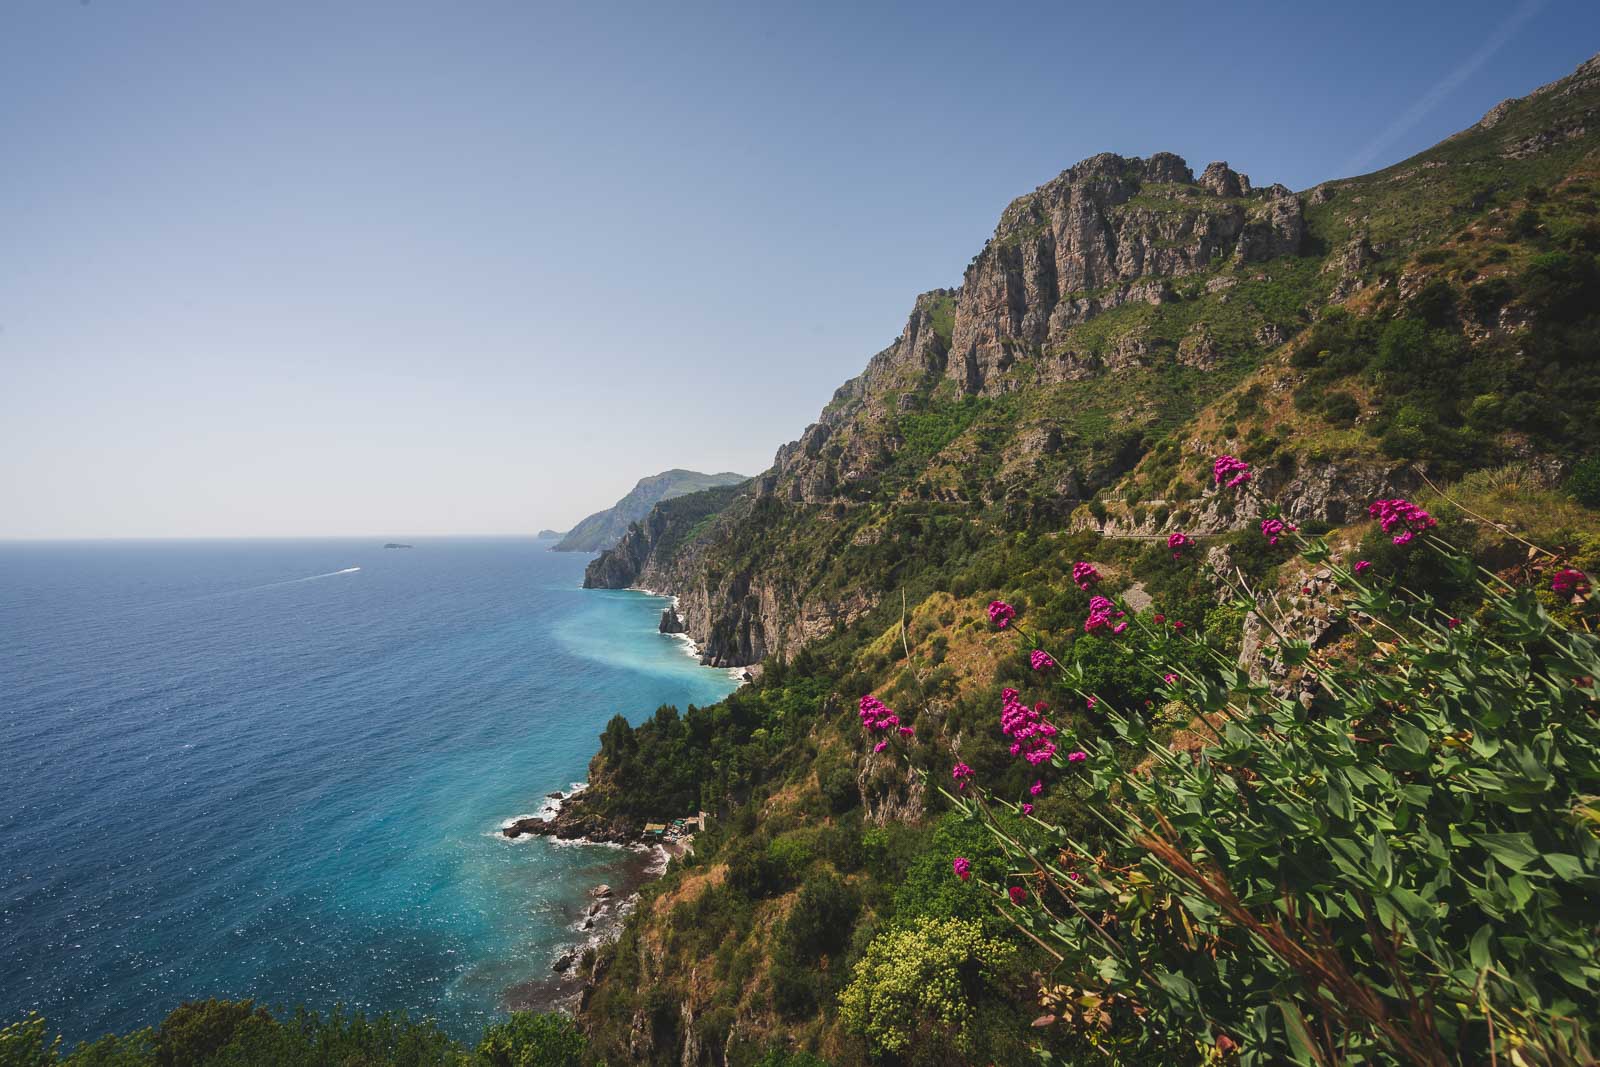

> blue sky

[{"left": 2, "top": 1, "right": 1595, "bottom": 537}]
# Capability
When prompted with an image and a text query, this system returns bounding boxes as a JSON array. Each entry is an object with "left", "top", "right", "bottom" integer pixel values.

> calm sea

[{"left": 0, "top": 537, "right": 737, "bottom": 1043}]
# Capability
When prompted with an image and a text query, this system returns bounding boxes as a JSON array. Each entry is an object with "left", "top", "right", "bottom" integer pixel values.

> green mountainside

[
  {"left": 558, "top": 53, "right": 1600, "bottom": 1065},
  {"left": 553, "top": 470, "right": 750, "bottom": 553},
  {"left": 587, "top": 53, "right": 1600, "bottom": 670}
]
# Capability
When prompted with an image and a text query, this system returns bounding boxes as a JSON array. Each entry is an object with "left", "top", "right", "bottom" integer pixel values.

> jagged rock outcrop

[
  {"left": 755, "top": 153, "right": 1304, "bottom": 509},
  {"left": 1462, "top": 52, "right": 1599, "bottom": 156},
  {"left": 658, "top": 606, "right": 686, "bottom": 634},
  {"left": 946, "top": 153, "right": 1302, "bottom": 395}
]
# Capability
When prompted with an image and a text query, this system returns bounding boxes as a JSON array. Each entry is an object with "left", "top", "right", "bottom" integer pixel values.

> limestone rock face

[
  {"left": 1199, "top": 161, "right": 1249, "bottom": 197},
  {"left": 753, "top": 152, "right": 1303, "bottom": 513},
  {"left": 943, "top": 152, "right": 1301, "bottom": 399}
]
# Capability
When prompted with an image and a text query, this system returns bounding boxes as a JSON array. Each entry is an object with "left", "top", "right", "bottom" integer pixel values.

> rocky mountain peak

[{"left": 942, "top": 151, "right": 1303, "bottom": 398}]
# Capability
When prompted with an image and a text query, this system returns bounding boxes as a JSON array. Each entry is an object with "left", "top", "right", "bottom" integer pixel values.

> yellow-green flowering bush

[{"left": 837, "top": 917, "right": 1016, "bottom": 1056}]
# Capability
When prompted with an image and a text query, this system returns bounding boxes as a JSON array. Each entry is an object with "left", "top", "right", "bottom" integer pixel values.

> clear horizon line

[{"left": 0, "top": 531, "right": 567, "bottom": 543}]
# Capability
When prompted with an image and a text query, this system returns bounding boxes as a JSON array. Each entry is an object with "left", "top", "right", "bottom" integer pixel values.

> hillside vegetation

[{"left": 560, "top": 53, "right": 1600, "bottom": 1066}]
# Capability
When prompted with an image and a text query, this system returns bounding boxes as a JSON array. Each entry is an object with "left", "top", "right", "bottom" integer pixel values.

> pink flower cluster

[
  {"left": 1071, "top": 561, "right": 1100, "bottom": 590},
  {"left": 1167, "top": 531, "right": 1194, "bottom": 558},
  {"left": 1030, "top": 649, "right": 1055, "bottom": 671},
  {"left": 951, "top": 762, "right": 975, "bottom": 791},
  {"left": 1084, "top": 595, "right": 1127, "bottom": 635},
  {"left": 1213, "top": 455, "right": 1251, "bottom": 489},
  {"left": 988, "top": 600, "right": 1016, "bottom": 628},
  {"left": 859, "top": 694, "right": 912, "bottom": 752},
  {"left": 1354, "top": 559, "right": 1372, "bottom": 575},
  {"left": 1369, "top": 498, "right": 1437, "bottom": 546},
  {"left": 1260, "top": 517, "right": 1297, "bottom": 546},
  {"left": 1000, "top": 687, "right": 1058, "bottom": 766},
  {"left": 953, "top": 857, "right": 971, "bottom": 882},
  {"left": 1553, "top": 568, "right": 1591, "bottom": 597}
]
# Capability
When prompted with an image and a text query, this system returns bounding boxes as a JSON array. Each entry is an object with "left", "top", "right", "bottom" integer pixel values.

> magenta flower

[
  {"left": 987, "top": 600, "right": 1017, "bottom": 628},
  {"left": 858, "top": 694, "right": 889, "bottom": 725},
  {"left": 859, "top": 694, "right": 909, "bottom": 741},
  {"left": 1086, "top": 695, "right": 1097, "bottom": 710},
  {"left": 1067, "top": 750, "right": 1087, "bottom": 764},
  {"left": 1029, "top": 779, "right": 1043, "bottom": 796},
  {"left": 1163, "top": 672, "right": 1177, "bottom": 684},
  {"left": 898, "top": 725, "right": 915, "bottom": 737},
  {"left": 872, "top": 740, "right": 887, "bottom": 752},
  {"left": 1021, "top": 802, "right": 1034, "bottom": 815},
  {"left": 1368, "top": 498, "right": 1437, "bottom": 546},
  {"left": 1001, "top": 689, "right": 1059, "bottom": 767},
  {"left": 1553, "top": 568, "right": 1591, "bottom": 597},
  {"left": 951, "top": 762, "right": 975, "bottom": 791},
  {"left": 1071, "top": 561, "right": 1101, "bottom": 590},
  {"left": 1083, "top": 595, "right": 1114, "bottom": 632},
  {"left": 1112, "top": 621, "right": 1128, "bottom": 635},
  {"left": 1167, "top": 531, "right": 1194, "bottom": 559},
  {"left": 1007, "top": 886, "right": 1027, "bottom": 905},
  {"left": 953, "top": 857, "right": 971, "bottom": 882},
  {"left": 1173, "top": 620, "right": 1186, "bottom": 630},
  {"left": 1260, "top": 517, "right": 1297, "bottom": 546},
  {"left": 1447, "top": 617, "right": 1461, "bottom": 630},
  {"left": 1213, "top": 454, "right": 1251, "bottom": 489},
  {"left": 1030, "top": 649, "right": 1055, "bottom": 671}
]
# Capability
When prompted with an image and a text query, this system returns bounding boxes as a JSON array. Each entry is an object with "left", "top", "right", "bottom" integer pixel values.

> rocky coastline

[
  {"left": 500, "top": 839, "right": 665, "bottom": 1015},
  {"left": 499, "top": 788, "right": 692, "bottom": 1014},
  {"left": 501, "top": 791, "right": 644, "bottom": 845}
]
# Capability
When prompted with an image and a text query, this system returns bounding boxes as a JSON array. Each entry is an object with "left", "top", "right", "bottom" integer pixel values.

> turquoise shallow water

[{"left": 0, "top": 537, "right": 738, "bottom": 1042}]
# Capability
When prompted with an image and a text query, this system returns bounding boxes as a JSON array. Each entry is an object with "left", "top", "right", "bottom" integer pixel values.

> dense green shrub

[
  {"left": 1568, "top": 456, "right": 1600, "bottom": 508},
  {"left": 0, "top": 1003, "right": 582, "bottom": 1067},
  {"left": 1320, "top": 389, "right": 1359, "bottom": 427},
  {"left": 780, "top": 874, "right": 859, "bottom": 963},
  {"left": 473, "top": 1013, "right": 584, "bottom": 1067}
]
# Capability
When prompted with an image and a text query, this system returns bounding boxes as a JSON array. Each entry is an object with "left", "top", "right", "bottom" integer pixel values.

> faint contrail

[{"left": 1342, "top": 0, "right": 1546, "bottom": 176}]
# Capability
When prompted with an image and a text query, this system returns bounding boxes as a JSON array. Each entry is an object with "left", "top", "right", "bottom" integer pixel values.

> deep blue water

[{"left": 0, "top": 538, "right": 738, "bottom": 1043}]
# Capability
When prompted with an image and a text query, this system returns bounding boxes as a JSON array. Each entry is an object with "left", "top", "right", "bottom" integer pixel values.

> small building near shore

[{"left": 644, "top": 823, "right": 667, "bottom": 838}]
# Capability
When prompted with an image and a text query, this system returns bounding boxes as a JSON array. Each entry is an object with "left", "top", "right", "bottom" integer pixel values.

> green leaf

[
  {"left": 1326, "top": 772, "right": 1352, "bottom": 821},
  {"left": 1469, "top": 924, "right": 1493, "bottom": 971},
  {"left": 1154, "top": 969, "right": 1199, "bottom": 1005},
  {"left": 1396, "top": 721, "right": 1431, "bottom": 755},
  {"left": 1276, "top": 1000, "right": 1321, "bottom": 1065},
  {"left": 1474, "top": 832, "right": 1540, "bottom": 872},
  {"left": 1370, "top": 831, "right": 1393, "bottom": 888},
  {"left": 1544, "top": 853, "right": 1590, "bottom": 882}
]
